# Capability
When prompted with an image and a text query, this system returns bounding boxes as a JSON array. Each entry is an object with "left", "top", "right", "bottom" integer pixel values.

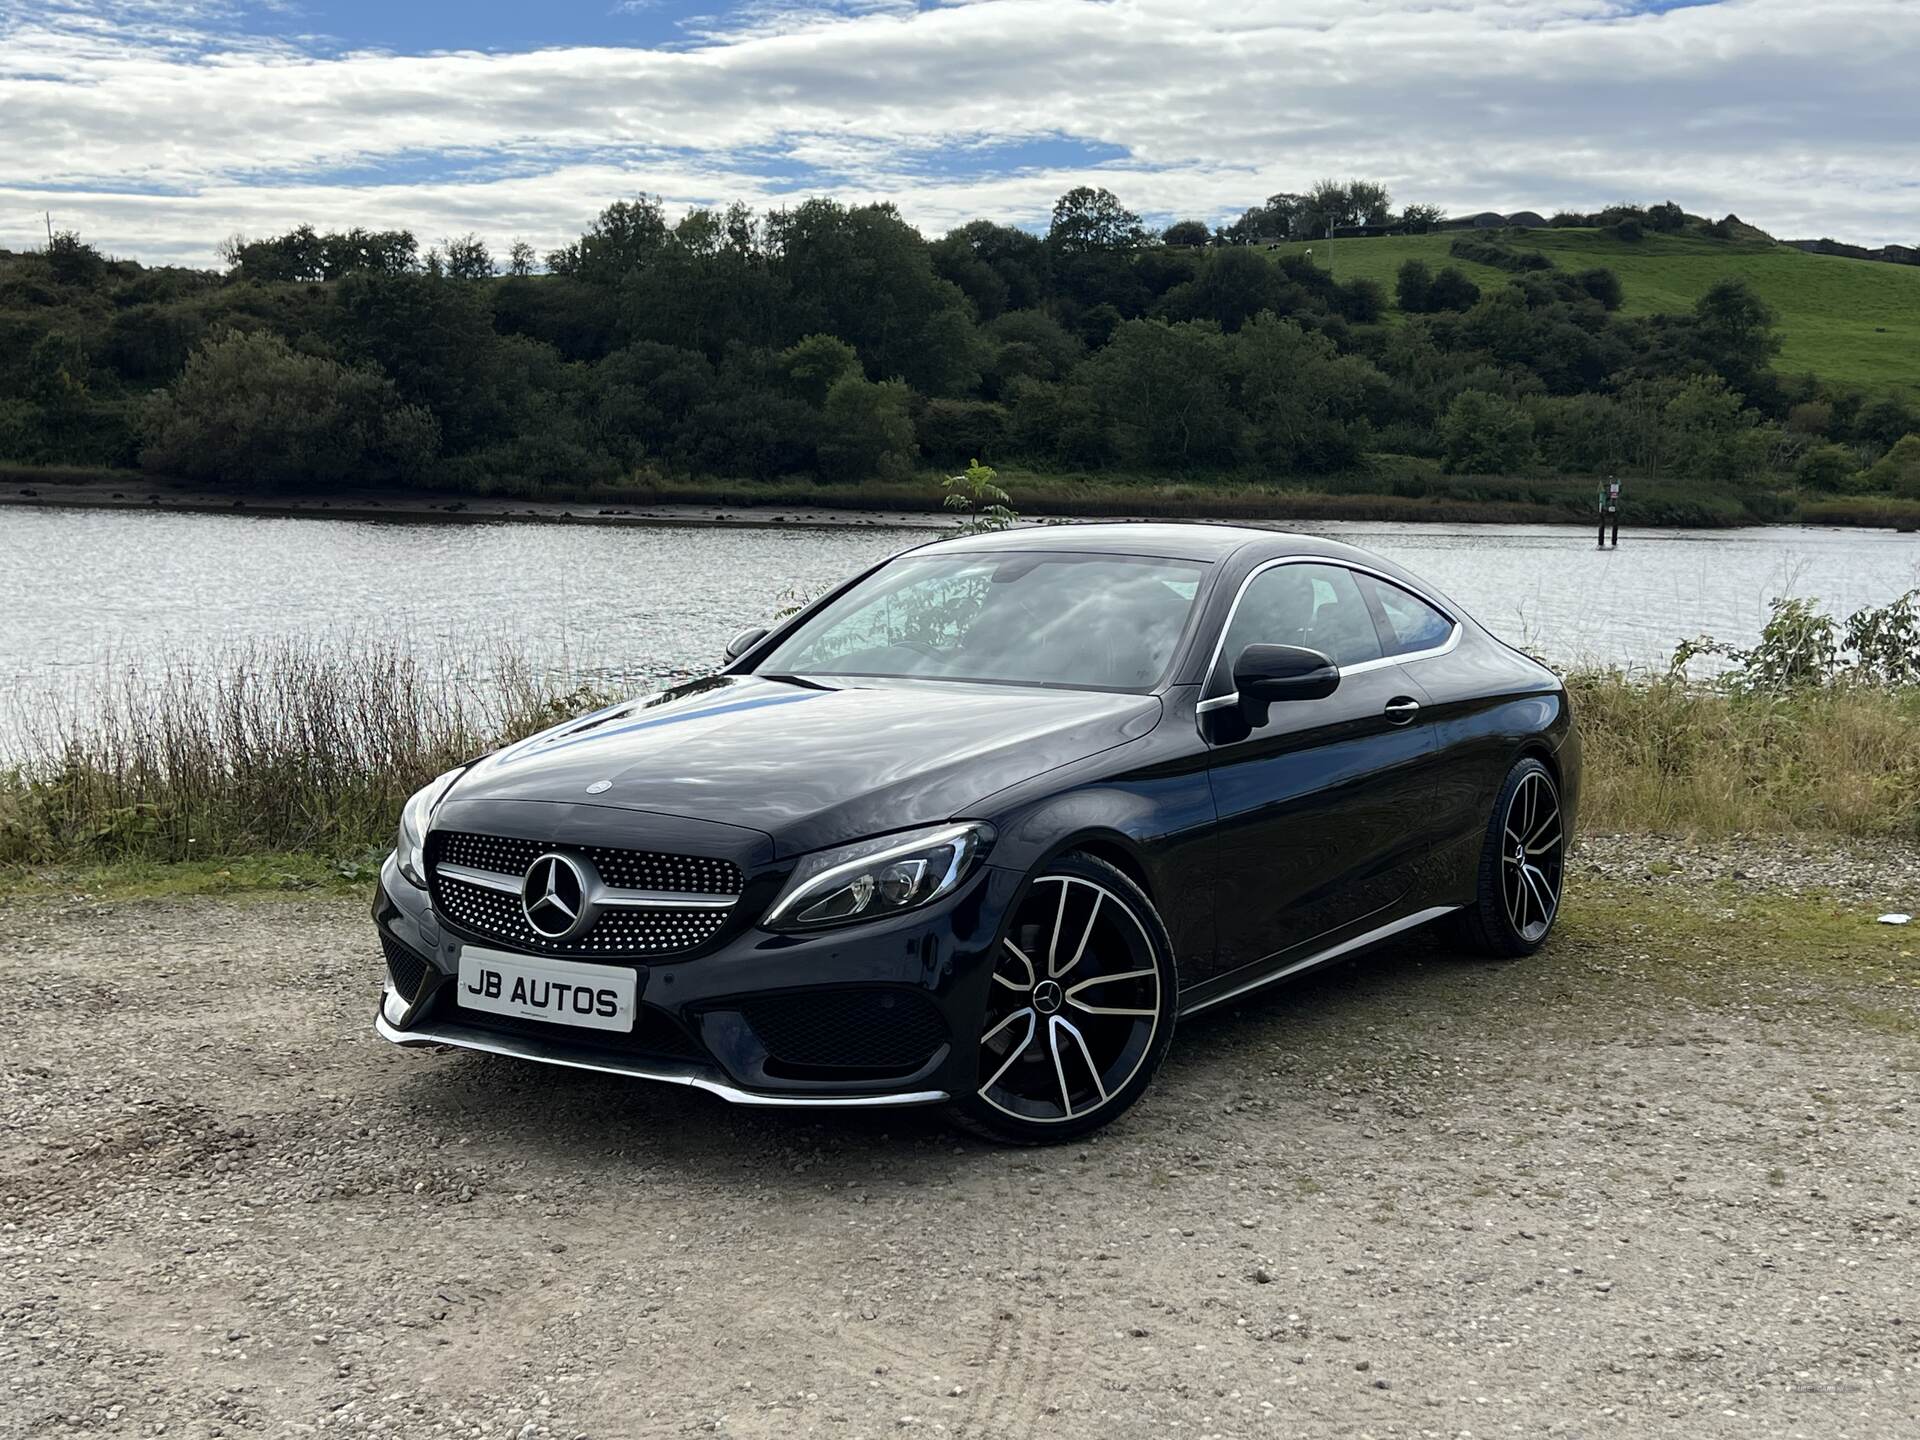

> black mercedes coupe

[{"left": 373, "top": 523, "right": 1578, "bottom": 1142}]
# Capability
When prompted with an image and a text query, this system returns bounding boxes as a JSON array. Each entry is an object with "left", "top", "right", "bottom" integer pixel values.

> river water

[{"left": 3, "top": 506, "right": 1915, "bottom": 725}]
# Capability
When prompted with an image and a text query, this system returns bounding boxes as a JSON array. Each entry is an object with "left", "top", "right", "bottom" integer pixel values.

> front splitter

[{"left": 373, "top": 999, "right": 949, "bottom": 1110}]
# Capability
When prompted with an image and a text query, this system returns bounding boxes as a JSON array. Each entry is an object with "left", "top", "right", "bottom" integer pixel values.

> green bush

[
  {"left": 1856, "top": 434, "right": 1920, "bottom": 497},
  {"left": 917, "top": 398, "right": 1008, "bottom": 466},
  {"left": 1449, "top": 237, "right": 1553, "bottom": 273},
  {"left": 1797, "top": 442, "right": 1858, "bottom": 492},
  {"left": 818, "top": 374, "right": 916, "bottom": 481},
  {"left": 139, "top": 329, "right": 438, "bottom": 490},
  {"left": 1439, "top": 390, "right": 1535, "bottom": 473}
]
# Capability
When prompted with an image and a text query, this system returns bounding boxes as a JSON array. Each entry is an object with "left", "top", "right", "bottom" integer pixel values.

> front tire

[
  {"left": 1453, "top": 756, "right": 1567, "bottom": 958},
  {"left": 947, "top": 853, "right": 1176, "bottom": 1144}
]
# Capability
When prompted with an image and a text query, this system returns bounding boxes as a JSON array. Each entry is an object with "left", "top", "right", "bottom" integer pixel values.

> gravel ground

[{"left": 3, "top": 851, "right": 1918, "bottom": 1439}]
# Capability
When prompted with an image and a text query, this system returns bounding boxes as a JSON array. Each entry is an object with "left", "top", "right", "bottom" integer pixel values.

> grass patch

[
  {"left": 613, "top": 463, "right": 1767, "bottom": 528},
  {"left": 1268, "top": 228, "right": 1920, "bottom": 390},
  {"left": 5, "top": 450, "right": 1888, "bottom": 534},
  {"left": 3, "top": 648, "right": 1917, "bottom": 883},
  {"left": 0, "top": 638, "right": 611, "bottom": 869},
  {"left": 1795, "top": 493, "right": 1920, "bottom": 531},
  {"left": 1570, "top": 674, "right": 1920, "bottom": 839},
  {"left": 1555, "top": 884, "right": 1920, "bottom": 1034}
]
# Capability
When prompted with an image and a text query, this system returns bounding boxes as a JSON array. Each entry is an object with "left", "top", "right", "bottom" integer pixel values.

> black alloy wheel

[
  {"left": 1455, "top": 756, "right": 1566, "bottom": 958},
  {"left": 949, "top": 853, "right": 1176, "bottom": 1144}
]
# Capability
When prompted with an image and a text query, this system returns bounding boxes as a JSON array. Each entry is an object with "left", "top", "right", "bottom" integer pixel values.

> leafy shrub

[
  {"left": 1395, "top": 259, "right": 1432, "bottom": 312},
  {"left": 1573, "top": 267, "right": 1624, "bottom": 310},
  {"left": 1675, "top": 590, "right": 1920, "bottom": 691},
  {"left": 1449, "top": 238, "right": 1554, "bottom": 273},
  {"left": 139, "top": 329, "right": 438, "bottom": 490},
  {"left": 1439, "top": 390, "right": 1536, "bottom": 473},
  {"left": 1796, "top": 443, "right": 1858, "bottom": 492},
  {"left": 1336, "top": 277, "right": 1387, "bottom": 323},
  {"left": 1856, "top": 434, "right": 1920, "bottom": 497},
  {"left": 942, "top": 458, "right": 1017, "bottom": 533},
  {"left": 818, "top": 375, "right": 916, "bottom": 480},
  {"left": 917, "top": 398, "right": 1008, "bottom": 466}
]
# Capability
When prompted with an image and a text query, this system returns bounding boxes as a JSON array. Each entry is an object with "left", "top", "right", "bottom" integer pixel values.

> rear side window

[
  {"left": 1216, "top": 562, "right": 1384, "bottom": 676},
  {"left": 1361, "top": 575, "right": 1454, "bottom": 657}
]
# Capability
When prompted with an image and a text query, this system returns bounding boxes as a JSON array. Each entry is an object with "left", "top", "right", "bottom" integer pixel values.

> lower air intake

[
  {"left": 380, "top": 931, "right": 433, "bottom": 1002},
  {"left": 739, "top": 989, "right": 948, "bottom": 1075}
]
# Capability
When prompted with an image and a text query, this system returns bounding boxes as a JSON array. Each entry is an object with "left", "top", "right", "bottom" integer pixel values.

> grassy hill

[{"left": 1271, "top": 228, "right": 1920, "bottom": 390}]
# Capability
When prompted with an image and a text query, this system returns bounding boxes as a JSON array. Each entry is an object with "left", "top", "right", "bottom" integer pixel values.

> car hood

[{"left": 451, "top": 673, "right": 1163, "bottom": 856}]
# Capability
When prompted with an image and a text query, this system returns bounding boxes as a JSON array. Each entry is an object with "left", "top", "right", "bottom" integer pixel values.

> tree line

[{"left": 1, "top": 183, "right": 1915, "bottom": 506}]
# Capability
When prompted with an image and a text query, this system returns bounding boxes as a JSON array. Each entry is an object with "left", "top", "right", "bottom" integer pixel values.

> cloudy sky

[{"left": 2, "top": 0, "right": 1915, "bottom": 267}]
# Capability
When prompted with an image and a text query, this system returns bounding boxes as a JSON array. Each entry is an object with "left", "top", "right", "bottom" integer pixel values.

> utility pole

[{"left": 45, "top": 210, "right": 54, "bottom": 244}]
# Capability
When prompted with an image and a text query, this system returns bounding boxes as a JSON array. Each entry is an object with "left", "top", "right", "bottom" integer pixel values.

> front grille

[
  {"left": 380, "top": 931, "right": 433, "bottom": 1001},
  {"left": 437, "top": 831, "right": 739, "bottom": 896},
  {"left": 427, "top": 830, "right": 740, "bottom": 958},
  {"left": 738, "top": 989, "right": 948, "bottom": 1075}
]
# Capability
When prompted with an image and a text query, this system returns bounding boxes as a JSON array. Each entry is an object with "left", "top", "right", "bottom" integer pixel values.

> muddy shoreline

[{"left": 1, "top": 474, "right": 953, "bottom": 532}]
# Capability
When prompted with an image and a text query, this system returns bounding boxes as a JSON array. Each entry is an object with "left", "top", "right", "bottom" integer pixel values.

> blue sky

[{"left": 2, "top": 1, "right": 1915, "bottom": 265}]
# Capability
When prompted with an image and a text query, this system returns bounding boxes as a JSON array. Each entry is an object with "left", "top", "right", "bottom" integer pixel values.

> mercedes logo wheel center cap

[{"left": 522, "top": 852, "right": 594, "bottom": 940}]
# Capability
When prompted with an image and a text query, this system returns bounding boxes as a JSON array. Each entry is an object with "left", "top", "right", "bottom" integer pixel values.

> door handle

[{"left": 1383, "top": 697, "right": 1421, "bottom": 725}]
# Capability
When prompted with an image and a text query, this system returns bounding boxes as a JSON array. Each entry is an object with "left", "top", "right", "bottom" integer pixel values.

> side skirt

[{"left": 1177, "top": 905, "right": 1459, "bottom": 1018}]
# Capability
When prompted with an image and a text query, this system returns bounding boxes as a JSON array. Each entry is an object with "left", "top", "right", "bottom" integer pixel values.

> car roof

[
  {"left": 911, "top": 521, "right": 1467, "bottom": 621},
  {"left": 916, "top": 521, "right": 1377, "bottom": 567}
]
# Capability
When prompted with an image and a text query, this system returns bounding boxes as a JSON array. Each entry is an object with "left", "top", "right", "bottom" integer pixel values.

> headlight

[
  {"left": 764, "top": 822, "right": 992, "bottom": 931},
  {"left": 394, "top": 767, "right": 467, "bottom": 888}
]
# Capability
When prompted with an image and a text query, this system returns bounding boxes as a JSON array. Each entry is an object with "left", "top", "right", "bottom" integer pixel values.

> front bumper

[{"left": 371, "top": 851, "right": 1020, "bottom": 1108}]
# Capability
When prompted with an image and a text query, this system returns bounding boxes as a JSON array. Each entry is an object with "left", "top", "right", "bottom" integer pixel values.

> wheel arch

[
  {"left": 1052, "top": 830, "right": 1155, "bottom": 902},
  {"left": 1516, "top": 736, "right": 1560, "bottom": 789},
  {"left": 985, "top": 802, "right": 1206, "bottom": 989}
]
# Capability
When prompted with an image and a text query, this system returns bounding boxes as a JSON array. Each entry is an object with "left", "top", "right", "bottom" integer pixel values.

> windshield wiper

[{"left": 755, "top": 672, "right": 831, "bottom": 691}]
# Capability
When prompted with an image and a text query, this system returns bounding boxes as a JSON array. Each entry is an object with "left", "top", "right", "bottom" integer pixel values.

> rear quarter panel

[{"left": 1398, "top": 629, "right": 1572, "bottom": 902}]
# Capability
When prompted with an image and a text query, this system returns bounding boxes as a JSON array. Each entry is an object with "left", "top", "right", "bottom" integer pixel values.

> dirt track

[{"left": 4, "top": 843, "right": 1918, "bottom": 1438}]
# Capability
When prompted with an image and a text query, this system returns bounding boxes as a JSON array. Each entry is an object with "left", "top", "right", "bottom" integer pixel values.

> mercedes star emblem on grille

[{"left": 522, "top": 852, "right": 593, "bottom": 940}]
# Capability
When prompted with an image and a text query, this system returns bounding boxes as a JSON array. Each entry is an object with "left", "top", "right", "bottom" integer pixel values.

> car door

[
  {"left": 1354, "top": 569, "right": 1531, "bottom": 868},
  {"left": 1201, "top": 561, "right": 1439, "bottom": 974}
]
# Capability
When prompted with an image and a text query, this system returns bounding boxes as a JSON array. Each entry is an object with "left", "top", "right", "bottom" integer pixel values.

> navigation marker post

[{"left": 1598, "top": 478, "right": 1621, "bottom": 548}]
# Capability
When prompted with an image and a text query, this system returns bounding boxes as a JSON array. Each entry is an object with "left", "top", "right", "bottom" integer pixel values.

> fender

[{"left": 969, "top": 696, "right": 1221, "bottom": 984}]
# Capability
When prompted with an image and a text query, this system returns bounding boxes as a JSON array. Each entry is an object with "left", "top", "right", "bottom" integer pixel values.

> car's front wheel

[
  {"left": 1453, "top": 756, "right": 1567, "bottom": 958},
  {"left": 948, "top": 853, "right": 1176, "bottom": 1144}
]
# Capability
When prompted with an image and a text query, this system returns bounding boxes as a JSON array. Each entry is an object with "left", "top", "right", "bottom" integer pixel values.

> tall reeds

[
  {"left": 3, "top": 646, "right": 1916, "bottom": 868},
  {"left": 0, "top": 640, "right": 609, "bottom": 864}
]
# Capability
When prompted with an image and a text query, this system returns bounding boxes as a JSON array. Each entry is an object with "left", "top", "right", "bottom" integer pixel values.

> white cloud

[{"left": 3, "top": 0, "right": 1916, "bottom": 265}]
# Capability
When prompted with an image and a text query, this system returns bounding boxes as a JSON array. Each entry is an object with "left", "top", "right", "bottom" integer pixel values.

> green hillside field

[{"left": 1271, "top": 229, "right": 1920, "bottom": 390}]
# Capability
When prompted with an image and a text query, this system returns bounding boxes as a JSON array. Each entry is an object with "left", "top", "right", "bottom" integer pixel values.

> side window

[
  {"left": 1215, "top": 563, "right": 1384, "bottom": 685},
  {"left": 1363, "top": 576, "right": 1455, "bottom": 657}
]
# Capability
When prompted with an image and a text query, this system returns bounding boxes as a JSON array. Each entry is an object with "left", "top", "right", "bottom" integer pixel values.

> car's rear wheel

[
  {"left": 1453, "top": 756, "right": 1566, "bottom": 958},
  {"left": 947, "top": 853, "right": 1176, "bottom": 1144}
]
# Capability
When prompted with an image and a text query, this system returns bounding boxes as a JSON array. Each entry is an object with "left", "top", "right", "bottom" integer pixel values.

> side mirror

[
  {"left": 724, "top": 626, "right": 768, "bottom": 662},
  {"left": 1233, "top": 644, "right": 1339, "bottom": 704}
]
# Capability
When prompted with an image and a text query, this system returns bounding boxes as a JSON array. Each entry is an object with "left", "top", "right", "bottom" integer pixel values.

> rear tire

[
  {"left": 1452, "top": 757, "right": 1566, "bottom": 959},
  {"left": 947, "top": 853, "right": 1176, "bottom": 1145}
]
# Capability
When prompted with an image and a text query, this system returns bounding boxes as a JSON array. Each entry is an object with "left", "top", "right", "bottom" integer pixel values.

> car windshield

[{"left": 759, "top": 551, "right": 1207, "bottom": 692}]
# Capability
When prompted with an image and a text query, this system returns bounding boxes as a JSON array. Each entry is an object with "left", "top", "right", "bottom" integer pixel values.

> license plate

[{"left": 456, "top": 947, "right": 638, "bottom": 1033}]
